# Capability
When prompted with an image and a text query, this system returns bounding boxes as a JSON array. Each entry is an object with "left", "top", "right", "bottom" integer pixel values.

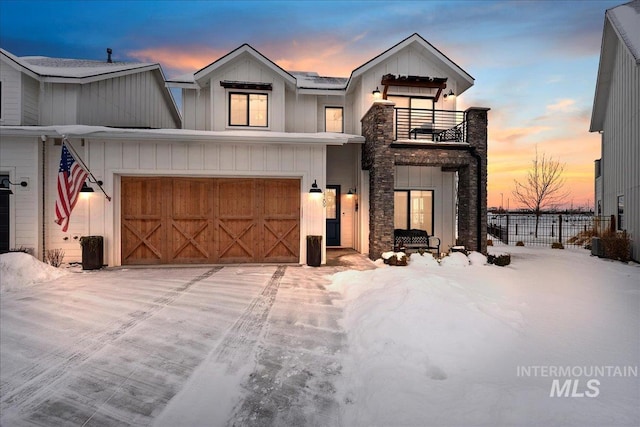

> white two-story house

[{"left": 1, "top": 33, "right": 489, "bottom": 266}]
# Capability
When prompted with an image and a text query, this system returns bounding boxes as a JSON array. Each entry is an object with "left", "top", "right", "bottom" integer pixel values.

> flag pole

[{"left": 62, "top": 136, "right": 112, "bottom": 202}]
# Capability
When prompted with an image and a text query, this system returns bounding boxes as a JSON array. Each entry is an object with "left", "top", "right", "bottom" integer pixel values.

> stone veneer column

[
  {"left": 361, "top": 101, "right": 395, "bottom": 260},
  {"left": 460, "top": 107, "right": 489, "bottom": 254}
]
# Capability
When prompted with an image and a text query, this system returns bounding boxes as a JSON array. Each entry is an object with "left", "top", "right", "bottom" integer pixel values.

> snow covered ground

[
  {"left": 329, "top": 245, "right": 640, "bottom": 426},
  {"left": 1, "top": 247, "right": 639, "bottom": 426}
]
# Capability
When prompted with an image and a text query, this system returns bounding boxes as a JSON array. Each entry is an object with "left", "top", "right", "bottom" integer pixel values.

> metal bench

[{"left": 394, "top": 229, "right": 441, "bottom": 255}]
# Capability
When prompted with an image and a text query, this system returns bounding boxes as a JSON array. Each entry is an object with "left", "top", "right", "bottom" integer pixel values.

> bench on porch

[
  {"left": 394, "top": 229, "right": 441, "bottom": 255},
  {"left": 410, "top": 122, "right": 464, "bottom": 142}
]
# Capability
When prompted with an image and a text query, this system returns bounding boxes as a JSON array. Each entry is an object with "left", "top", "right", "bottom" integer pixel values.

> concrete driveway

[{"left": 0, "top": 250, "right": 374, "bottom": 426}]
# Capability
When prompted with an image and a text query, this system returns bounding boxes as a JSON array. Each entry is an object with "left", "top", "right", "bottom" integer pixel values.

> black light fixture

[
  {"left": 372, "top": 87, "right": 381, "bottom": 99},
  {"left": 443, "top": 89, "right": 455, "bottom": 99},
  {"left": 0, "top": 179, "right": 28, "bottom": 195},
  {"left": 80, "top": 182, "right": 95, "bottom": 193},
  {"left": 309, "top": 179, "right": 322, "bottom": 194},
  {"left": 347, "top": 188, "right": 355, "bottom": 196}
]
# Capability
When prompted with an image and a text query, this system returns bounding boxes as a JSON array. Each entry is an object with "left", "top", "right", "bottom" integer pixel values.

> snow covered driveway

[{"left": 1, "top": 253, "right": 373, "bottom": 426}]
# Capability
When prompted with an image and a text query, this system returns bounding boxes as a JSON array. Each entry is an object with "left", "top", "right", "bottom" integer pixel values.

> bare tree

[{"left": 513, "top": 150, "right": 569, "bottom": 237}]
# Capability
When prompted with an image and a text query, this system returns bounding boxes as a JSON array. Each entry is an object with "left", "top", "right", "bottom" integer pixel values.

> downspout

[
  {"left": 469, "top": 146, "right": 483, "bottom": 253},
  {"left": 41, "top": 137, "right": 46, "bottom": 261}
]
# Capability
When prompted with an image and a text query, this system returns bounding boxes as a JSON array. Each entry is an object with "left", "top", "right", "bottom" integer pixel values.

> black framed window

[
  {"left": 617, "top": 195, "right": 624, "bottom": 230},
  {"left": 229, "top": 92, "right": 268, "bottom": 127},
  {"left": 325, "top": 107, "right": 343, "bottom": 133},
  {"left": 394, "top": 190, "right": 434, "bottom": 235}
]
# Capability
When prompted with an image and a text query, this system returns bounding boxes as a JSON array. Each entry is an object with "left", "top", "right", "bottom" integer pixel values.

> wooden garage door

[{"left": 122, "top": 177, "right": 299, "bottom": 265}]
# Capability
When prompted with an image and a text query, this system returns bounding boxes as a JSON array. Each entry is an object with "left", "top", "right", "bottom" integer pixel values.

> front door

[{"left": 326, "top": 185, "right": 340, "bottom": 246}]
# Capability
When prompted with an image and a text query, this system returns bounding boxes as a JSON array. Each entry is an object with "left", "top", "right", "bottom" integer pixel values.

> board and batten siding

[
  {"left": 0, "top": 58, "right": 22, "bottom": 125},
  {"left": 184, "top": 55, "right": 288, "bottom": 132},
  {"left": 327, "top": 144, "right": 361, "bottom": 248},
  {"left": 44, "top": 138, "right": 326, "bottom": 266},
  {"left": 353, "top": 45, "right": 458, "bottom": 136},
  {"left": 601, "top": 37, "right": 640, "bottom": 260},
  {"left": 21, "top": 74, "right": 39, "bottom": 125},
  {"left": 395, "top": 165, "right": 457, "bottom": 252},
  {"left": 182, "top": 88, "right": 211, "bottom": 130},
  {"left": 0, "top": 137, "right": 41, "bottom": 256},
  {"left": 40, "top": 83, "right": 79, "bottom": 125},
  {"left": 77, "top": 72, "right": 178, "bottom": 128}
]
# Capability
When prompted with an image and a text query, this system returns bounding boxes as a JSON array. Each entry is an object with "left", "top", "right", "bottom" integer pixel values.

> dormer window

[
  {"left": 221, "top": 81, "right": 271, "bottom": 128},
  {"left": 229, "top": 93, "right": 268, "bottom": 127}
]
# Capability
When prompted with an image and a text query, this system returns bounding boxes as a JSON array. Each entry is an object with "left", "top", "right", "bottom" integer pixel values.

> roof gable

[
  {"left": 193, "top": 44, "right": 296, "bottom": 87},
  {"left": 590, "top": 1, "right": 640, "bottom": 132},
  {"left": 346, "top": 33, "right": 474, "bottom": 94},
  {"left": 0, "top": 48, "right": 159, "bottom": 83}
]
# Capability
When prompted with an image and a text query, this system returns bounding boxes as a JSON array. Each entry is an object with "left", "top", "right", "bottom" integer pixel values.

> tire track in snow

[
  {"left": 0, "top": 267, "right": 222, "bottom": 419},
  {"left": 214, "top": 265, "right": 286, "bottom": 374}
]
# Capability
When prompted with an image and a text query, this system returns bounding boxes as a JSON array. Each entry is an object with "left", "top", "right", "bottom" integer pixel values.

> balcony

[{"left": 394, "top": 108, "right": 467, "bottom": 142}]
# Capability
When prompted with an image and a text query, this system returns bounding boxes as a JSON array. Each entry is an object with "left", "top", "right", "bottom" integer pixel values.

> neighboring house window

[
  {"left": 617, "top": 195, "right": 624, "bottom": 230},
  {"left": 325, "top": 107, "right": 343, "bottom": 132},
  {"left": 394, "top": 190, "right": 434, "bottom": 235},
  {"left": 229, "top": 92, "right": 268, "bottom": 127}
]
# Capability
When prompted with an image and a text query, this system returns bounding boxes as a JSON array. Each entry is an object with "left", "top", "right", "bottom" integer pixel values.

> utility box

[
  {"left": 306, "top": 235, "right": 322, "bottom": 267},
  {"left": 80, "top": 236, "right": 104, "bottom": 270},
  {"left": 591, "top": 237, "right": 604, "bottom": 257}
]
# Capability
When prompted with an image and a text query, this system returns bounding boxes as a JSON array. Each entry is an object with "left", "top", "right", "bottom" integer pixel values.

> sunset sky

[{"left": 0, "top": 0, "right": 620, "bottom": 210}]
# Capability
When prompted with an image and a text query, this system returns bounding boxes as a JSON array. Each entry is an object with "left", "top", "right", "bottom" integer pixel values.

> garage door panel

[
  {"left": 217, "top": 220, "right": 257, "bottom": 262},
  {"left": 168, "top": 178, "right": 213, "bottom": 263},
  {"left": 122, "top": 177, "right": 300, "bottom": 265},
  {"left": 263, "top": 219, "right": 299, "bottom": 262},
  {"left": 122, "top": 177, "right": 166, "bottom": 264}
]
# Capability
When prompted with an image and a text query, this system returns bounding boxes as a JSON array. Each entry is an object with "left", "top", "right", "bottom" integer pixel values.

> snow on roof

[
  {"left": 1, "top": 125, "right": 365, "bottom": 145},
  {"left": 607, "top": 0, "right": 640, "bottom": 64},
  {"left": 1, "top": 48, "right": 156, "bottom": 79},
  {"left": 290, "top": 72, "right": 348, "bottom": 90}
]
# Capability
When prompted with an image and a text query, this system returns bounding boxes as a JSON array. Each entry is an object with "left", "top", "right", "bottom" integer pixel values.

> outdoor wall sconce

[
  {"left": 372, "top": 87, "right": 382, "bottom": 99},
  {"left": 79, "top": 179, "right": 104, "bottom": 193},
  {"left": 80, "top": 182, "right": 94, "bottom": 193},
  {"left": 443, "top": 89, "right": 455, "bottom": 99},
  {"left": 347, "top": 188, "right": 359, "bottom": 211},
  {"left": 309, "top": 179, "right": 322, "bottom": 194},
  {"left": 0, "top": 178, "right": 28, "bottom": 195}
]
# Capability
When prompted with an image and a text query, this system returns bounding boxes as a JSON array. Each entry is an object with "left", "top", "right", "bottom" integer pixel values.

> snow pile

[
  {"left": 329, "top": 247, "right": 640, "bottom": 426},
  {"left": 330, "top": 252, "right": 523, "bottom": 426},
  {"left": 0, "top": 252, "right": 68, "bottom": 292}
]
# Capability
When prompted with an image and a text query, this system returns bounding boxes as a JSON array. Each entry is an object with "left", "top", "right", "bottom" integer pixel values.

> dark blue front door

[{"left": 326, "top": 185, "right": 340, "bottom": 246}]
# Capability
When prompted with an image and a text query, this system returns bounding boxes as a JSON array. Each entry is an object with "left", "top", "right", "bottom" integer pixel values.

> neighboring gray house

[
  {"left": 1, "top": 34, "right": 489, "bottom": 266},
  {"left": 590, "top": 0, "right": 640, "bottom": 261}
]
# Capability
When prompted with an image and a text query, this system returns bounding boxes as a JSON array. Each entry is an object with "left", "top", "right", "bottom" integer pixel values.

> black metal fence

[
  {"left": 488, "top": 214, "right": 614, "bottom": 247},
  {"left": 394, "top": 108, "right": 466, "bottom": 142}
]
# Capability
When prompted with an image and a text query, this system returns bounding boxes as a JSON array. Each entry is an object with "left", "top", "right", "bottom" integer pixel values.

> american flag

[{"left": 55, "top": 142, "right": 89, "bottom": 232}]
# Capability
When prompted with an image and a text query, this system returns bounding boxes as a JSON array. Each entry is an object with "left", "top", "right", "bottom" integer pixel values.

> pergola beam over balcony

[{"left": 380, "top": 74, "right": 448, "bottom": 101}]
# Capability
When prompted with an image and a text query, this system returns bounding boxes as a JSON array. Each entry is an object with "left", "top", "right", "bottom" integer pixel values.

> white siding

[
  {"left": 77, "top": 72, "right": 178, "bottom": 128},
  {"left": 395, "top": 165, "right": 457, "bottom": 252},
  {"left": 43, "top": 138, "right": 327, "bottom": 266},
  {"left": 352, "top": 45, "right": 459, "bottom": 135},
  {"left": 182, "top": 88, "right": 211, "bottom": 130},
  {"left": 0, "top": 58, "right": 22, "bottom": 125},
  {"left": 21, "top": 74, "right": 39, "bottom": 125},
  {"left": 0, "top": 137, "right": 41, "bottom": 257},
  {"left": 285, "top": 92, "right": 317, "bottom": 133},
  {"left": 327, "top": 144, "right": 360, "bottom": 248},
  {"left": 601, "top": 37, "right": 640, "bottom": 260},
  {"left": 40, "top": 83, "right": 78, "bottom": 125},
  {"left": 184, "top": 53, "right": 289, "bottom": 132}
]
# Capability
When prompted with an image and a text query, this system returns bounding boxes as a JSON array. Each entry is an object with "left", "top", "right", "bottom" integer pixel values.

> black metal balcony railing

[{"left": 394, "top": 108, "right": 467, "bottom": 142}]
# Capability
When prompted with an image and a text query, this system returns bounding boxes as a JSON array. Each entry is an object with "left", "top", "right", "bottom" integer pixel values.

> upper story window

[
  {"left": 229, "top": 92, "right": 268, "bottom": 127},
  {"left": 325, "top": 107, "right": 343, "bottom": 133}
]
